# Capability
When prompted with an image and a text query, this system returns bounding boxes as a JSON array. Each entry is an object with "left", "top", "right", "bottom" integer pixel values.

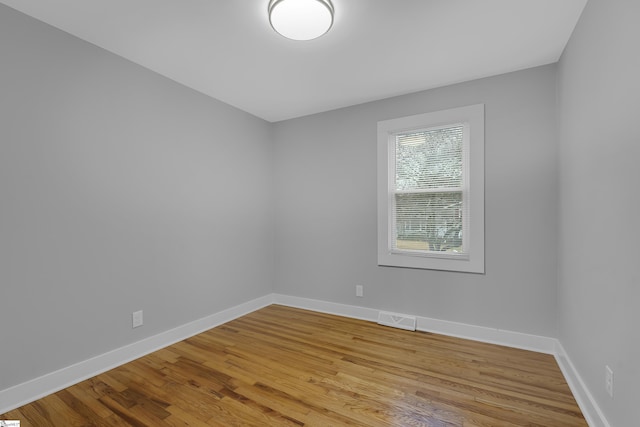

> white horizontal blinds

[
  {"left": 395, "top": 126, "right": 463, "bottom": 191},
  {"left": 393, "top": 124, "right": 466, "bottom": 254}
]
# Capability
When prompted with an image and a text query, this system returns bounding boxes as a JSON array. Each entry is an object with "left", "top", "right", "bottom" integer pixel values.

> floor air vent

[{"left": 377, "top": 311, "right": 417, "bottom": 331}]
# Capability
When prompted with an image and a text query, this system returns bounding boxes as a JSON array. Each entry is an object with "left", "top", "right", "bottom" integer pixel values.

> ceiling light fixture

[{"left": 268, "top": 0, "right": 334, "bottom": 41}]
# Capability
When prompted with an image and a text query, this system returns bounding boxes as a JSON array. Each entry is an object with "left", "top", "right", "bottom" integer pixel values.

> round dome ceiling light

[{"left": 268, "top": 0, "right": 334, "bottom": 41}]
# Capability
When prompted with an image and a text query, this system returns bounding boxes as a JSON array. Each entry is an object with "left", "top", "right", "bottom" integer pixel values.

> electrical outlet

[
  {"left": 605, "top": 365, "right": 614, "bottom": 398},
  {"left": 356, "top": 285, "right": 363, "bottom": 297},
  {"left": 132, "top": 310, "right": 143, "bottom": 328}
]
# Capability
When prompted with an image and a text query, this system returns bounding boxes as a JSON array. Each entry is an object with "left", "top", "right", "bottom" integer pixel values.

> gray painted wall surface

[
  {"left": 273, "top": 65, "right": 559, "bottom": 337},
  {"left": 5, "top": 2, "right": 638, "bottom": 424},
  {"left": 0, "top": 5, "right": 274, "bottom": 390},
  {"left": 558, "top": 0, "right": 640, "bottom": 425}
]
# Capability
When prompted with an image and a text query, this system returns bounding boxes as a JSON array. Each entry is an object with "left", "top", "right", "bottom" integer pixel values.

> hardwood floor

[{"left": 2, "top": 305, "right": 587, "bottom": 426}]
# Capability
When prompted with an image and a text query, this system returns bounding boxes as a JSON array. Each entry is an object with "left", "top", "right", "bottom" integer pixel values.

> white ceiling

[{"left": 1, "top": 0, "right": 587, "bottom": 122}]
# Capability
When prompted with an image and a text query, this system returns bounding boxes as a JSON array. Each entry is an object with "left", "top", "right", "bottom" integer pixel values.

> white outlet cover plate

[
  {"left": 132, "top": 310, "right": 143, "bottom": 328},
  {"left": 605, "top": 365, "right": 614, "bottom": 397}
]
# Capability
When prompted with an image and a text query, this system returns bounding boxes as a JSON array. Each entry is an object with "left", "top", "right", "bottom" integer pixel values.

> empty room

[{"left": 1, "top": 1, "right": 638, "bottom": 426}]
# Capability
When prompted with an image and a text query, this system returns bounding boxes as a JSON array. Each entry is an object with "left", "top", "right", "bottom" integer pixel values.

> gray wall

[
  {"left": 558, "top": 0, "right": 640, "bottom": 425},
  {"left": 274, "top": 64, "right": 559, "bottom": 337},
  {"left": 0, "top": 5, "right": 274, "bottom": 390},
  {"left": 6, "top": 2, "right": 638, "bottom": 424}
]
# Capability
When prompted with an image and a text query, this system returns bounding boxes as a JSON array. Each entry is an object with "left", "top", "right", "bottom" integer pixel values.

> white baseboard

[
  {"left": 416, "top": 316, "right": 557, "bottom": 354},
  {"left": 554, "top": 341, "right": 611, "bottom": 427},
  {"left": 273, "top": 294, "right": 380, "bottom": 322},
  {"left": 1, "top": 293, "right": 610, "bottom": 427},
  {"left": 0, "top": 294, "right": 274, "bottom": 414},
  {"left": 273, "top": 294, "right": 557, "bottom": 353}
]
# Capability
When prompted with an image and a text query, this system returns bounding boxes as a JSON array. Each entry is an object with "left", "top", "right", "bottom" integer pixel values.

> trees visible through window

[{"left": 394, "top": 125, "right": 464, "bottom": 253}]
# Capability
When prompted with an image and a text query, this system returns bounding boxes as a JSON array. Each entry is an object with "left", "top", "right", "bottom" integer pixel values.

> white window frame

[{"left": 377, "top": 104, "right": 484, "bottom": 273}]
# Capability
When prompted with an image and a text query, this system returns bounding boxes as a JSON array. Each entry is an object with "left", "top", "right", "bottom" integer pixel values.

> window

[{"left": 377, "top": 104, "right": 484, "bottom": 273}]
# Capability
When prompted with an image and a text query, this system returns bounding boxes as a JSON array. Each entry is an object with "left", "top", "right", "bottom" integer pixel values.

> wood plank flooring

[{"left": 2, "top": 305, "right": 587, "bottom": 426}]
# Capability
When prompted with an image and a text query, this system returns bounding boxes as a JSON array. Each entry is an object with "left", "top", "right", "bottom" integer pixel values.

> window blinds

[{"left": 392, "top": 124, "right": 468, "bottom": 255}]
